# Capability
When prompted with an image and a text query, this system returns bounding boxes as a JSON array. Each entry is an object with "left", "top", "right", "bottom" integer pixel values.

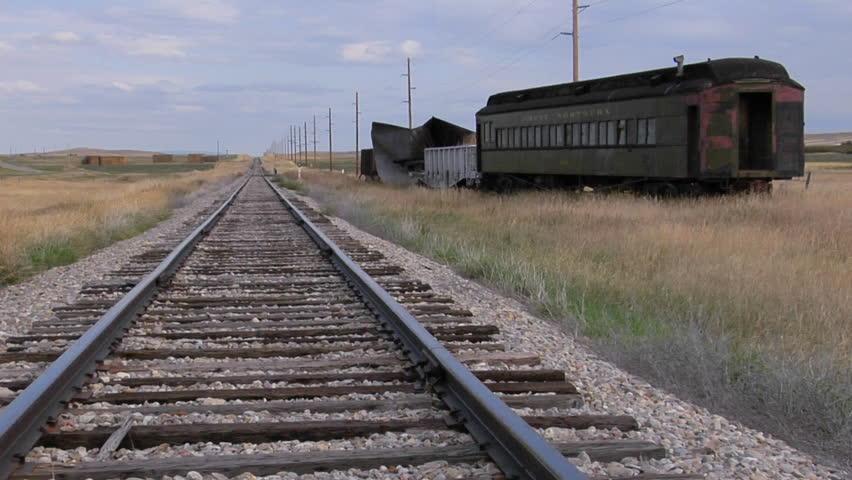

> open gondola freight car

[{"left": 474, "top": 57, "right": 805, "bottom": 193}]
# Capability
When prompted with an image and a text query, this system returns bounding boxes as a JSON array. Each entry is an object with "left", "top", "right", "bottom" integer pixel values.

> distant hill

[
  {"left": 161, "top": 150, "right": 216, "bottom": 155},
  {"left": 805, "top": 132, "right": 852, "bottom": 146},
  {"left": 47, "top": 147, "right": 163, "bottom": 156}
]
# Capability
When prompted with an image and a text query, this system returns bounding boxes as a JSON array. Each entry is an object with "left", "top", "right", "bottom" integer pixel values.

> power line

[
  {"left": 585, "top": 0, "right": 689, "bottom": 28},
  {"left": 435, "top": 0, "right": 692, "bottom": 97},
  {"left": 436, "top": 23, "right": 565, "bottom": 96},
  {"left": 437, "top": 0, "right": 541, "bottom": 54}
]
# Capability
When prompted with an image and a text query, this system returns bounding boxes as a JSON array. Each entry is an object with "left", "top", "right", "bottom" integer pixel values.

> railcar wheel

[{"left": 496, "top": 176, "right": 515, "bottom": 194}]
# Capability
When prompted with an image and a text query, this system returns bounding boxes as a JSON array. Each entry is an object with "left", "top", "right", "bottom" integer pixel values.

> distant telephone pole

[
  {"left": 327, "top": 107, "right": 333, "bottom": 172},
  {"left": 298, "top": 124, "right": 303, "bottom": 165},
  {"left": 354, "top": 91, "right": 361, "bottom": 177},
  {"left": 402, "top": 58, "right": 414, "bottom": 129},
  {"left": 303, "top": 121, "right": 308, "bottom": 166},
  {"left": 312, "top": 115, "right": 318, "bottom": 168}
]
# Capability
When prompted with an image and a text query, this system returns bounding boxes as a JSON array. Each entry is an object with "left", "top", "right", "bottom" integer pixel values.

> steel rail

[
  {"left": 0, "top": 164, "right": 258, "bottom": 479},
  {"left": 264, "top": 176, "right": 587, "bottom": 480}
]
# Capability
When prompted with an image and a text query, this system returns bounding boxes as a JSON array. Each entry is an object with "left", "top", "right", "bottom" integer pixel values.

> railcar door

[
  {"left": 687, "top": 106, "right": 700, "bottom": 177},
  {"left": 738, "top": 92, "right": 774, "bottom": 171}
]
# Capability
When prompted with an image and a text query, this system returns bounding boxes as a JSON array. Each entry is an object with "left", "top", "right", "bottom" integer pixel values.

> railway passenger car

[{"left": 475, "top": 57, "right": 805, "bottom": 193}]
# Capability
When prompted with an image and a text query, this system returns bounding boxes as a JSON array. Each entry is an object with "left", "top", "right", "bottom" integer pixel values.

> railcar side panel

[{"left": 479, "top": 96, "right": 691, "bottom": 179}]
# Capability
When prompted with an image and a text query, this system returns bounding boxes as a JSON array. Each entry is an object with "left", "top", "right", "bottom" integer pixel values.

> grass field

[
  {"left": 80, "top": 163, "right": 215, "bottom": 175},
  {"left": 806, "top": 152, "right": 852, "bottom": 165},
  {"left": 266, "top": 152, "right": 358, "bottom": 175},
  {"left": 0, "top": 157, "right": 249, "bottom": 285},
  {"left": 281, "top": 161, "right": 852, "bottom": 467}
]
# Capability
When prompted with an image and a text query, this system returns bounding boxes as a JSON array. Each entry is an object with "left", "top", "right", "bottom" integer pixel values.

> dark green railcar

[{"left": 475, "top": 57, "right": 804, "bottom": 193}]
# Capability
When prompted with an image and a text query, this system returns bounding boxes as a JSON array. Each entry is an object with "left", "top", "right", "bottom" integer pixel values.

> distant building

[
  {"left": 153, "top": 154, "right": 174, "bottom": 163},
  {"left": 187, "top": 154, "right": 204, "bottom": 163},
  {"left": 82, "top": 155, "right": 126, "bottom": 166}
]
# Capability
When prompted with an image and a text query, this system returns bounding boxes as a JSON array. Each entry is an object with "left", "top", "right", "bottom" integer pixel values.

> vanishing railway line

[{"left": 0, "top": 162, "right": 678, "bottom": 479}]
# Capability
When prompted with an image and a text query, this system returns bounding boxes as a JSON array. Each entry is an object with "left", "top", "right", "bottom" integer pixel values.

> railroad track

[{"left": 0, "top": 161, "right": 686, "bottom": 480}]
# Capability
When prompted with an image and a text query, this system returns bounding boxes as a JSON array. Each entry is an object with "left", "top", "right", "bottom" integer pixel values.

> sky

[{"left": 0, "top": 0, "right": 849, "bottom": 155}]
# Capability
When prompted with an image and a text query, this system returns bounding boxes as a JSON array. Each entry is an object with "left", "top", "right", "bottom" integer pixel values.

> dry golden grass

[
  {"left": 296, "top": 168, "right": 852, "bottom": 364},
  {"left": 0, "top": 159, "right": 248, "bottom": 284}
]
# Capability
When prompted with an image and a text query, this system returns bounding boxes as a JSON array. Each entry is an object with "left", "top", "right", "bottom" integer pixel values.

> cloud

[
  {"left": 0, "top": 41, "right": 12, "bottom": 53},
  {"left": 342, "top": 41, "right": 392, "bottom": 63},
  {"left": 175, "top": 104, "right": 205, "bottom": 112},
  {"left": 0, "top": 80, "right": 45, "bottom": 94},
  {"left": 111, "top": 81, "right": 133, "bottom": 92},
  {"left": 98, "top": 34, "right": 188, "bottom": 57},
  {"left": 450, "top": 49, "right": 479, "bottom": 66},
  {"left": 399, "top": 40, "right": 423, "bottom": 58},
  {"left": 44, "top": 31, "right": 81, "bottom": 44},
  {"left": 154, "top": 0, "right": 238, "bottom": 23},
  {"left": 196, "top": 83, "right": 341, "bottom": 95}
]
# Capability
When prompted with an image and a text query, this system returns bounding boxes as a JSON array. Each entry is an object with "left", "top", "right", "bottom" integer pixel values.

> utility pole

[
  {"left": 303, "top": 121, "right": 308, "bottom": 166},
  {"left": 354, "top": 91, "right": 360, "bottom": 177},
  {"left": 312, "top": 115, "right": 318, "bottom": 168},
  {"left": 573, "top": 0, "right": 580, "bottom": 82},
  {"left": 298, "top": 124, "right": 303, "bottom": 165},
  {"left": 217, "top": 139, "right": 220, "bottom": 161},
  {"left": 403, "top": 58, "right": 414, "bottom": 129},
  {"left": 327, "top": 107, "right": 333, "bottom": 172}
]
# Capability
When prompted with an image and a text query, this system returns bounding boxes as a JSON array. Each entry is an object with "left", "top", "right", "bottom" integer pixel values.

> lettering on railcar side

[{"left": 520, "top": 108, "right": 612, "bottom": 123}]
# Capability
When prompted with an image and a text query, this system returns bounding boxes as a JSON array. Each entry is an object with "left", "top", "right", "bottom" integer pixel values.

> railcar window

[
  {"left": 599, "top": 121, "right": 607, "bottom": 145},
  {"left": 637, "top": 119, "right": 648, "bottom": 145},
  {"left": 617, "top": 120, "right": 627, "bottom": 145},
  {"left": 542, "top": 126, "right": 550, "bottom": 147},
  {"left": 561, "top": 124, "right": 568, "bottom": 146},
  {"left": 607, "top": 121, "right": 617, "bottom": 146},
  {"left": 589, "top": 122, "right": 597, "bottom": 146},
  {"left": 573, "top": 124, "right": 581, "bottom": 146},
  {"left": 528, "top": 127, "right": 535, "bottom": 148},
  {"left": 497, "top": 129, "right": 505, "bottom": 148},
  {"left": 580, "top": 123, "right": 588, "bottom": 145},
  {"left": 514, "top": 128, "right": 521, "bottom": 148},
  {"left": 647, "top": 118, "right": 656, "bottom": 145},
  {"left": 535, "top": 126, "right": 542, "bottom": 148}
]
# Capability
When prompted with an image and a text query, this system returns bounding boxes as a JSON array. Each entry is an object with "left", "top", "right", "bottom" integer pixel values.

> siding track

[{"left": 0, "top": 162, "right": 683, "bottom": 480}]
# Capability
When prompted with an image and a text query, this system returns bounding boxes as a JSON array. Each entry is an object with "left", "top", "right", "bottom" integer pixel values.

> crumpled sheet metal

[{"left": 371, "top": 117, "right": 474, "bottom": 185}]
